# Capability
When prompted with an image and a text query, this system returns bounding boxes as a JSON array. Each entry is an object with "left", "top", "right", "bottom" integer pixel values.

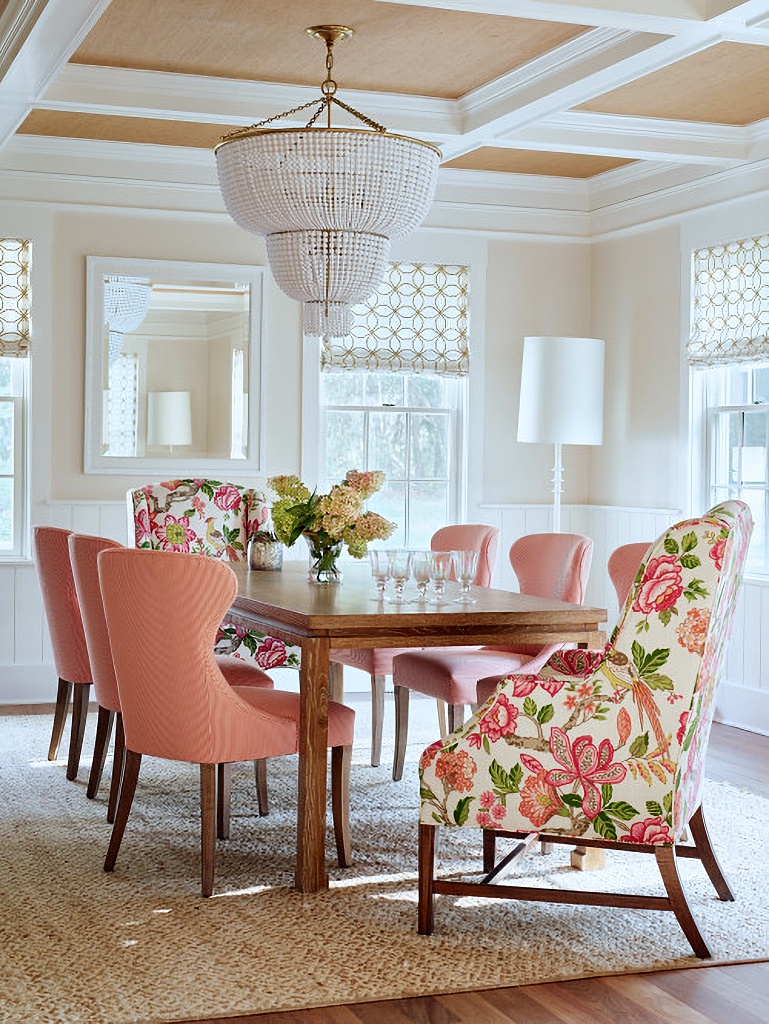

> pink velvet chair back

[
  {"left": 98, "top": 548, "right": 297, "bottom": 765},
  {"left": 431, "top": 524, "right": 500, "bottom": 587},
  {"left": 608, "top": 541, "right": 651, "bottom": 609},
  {"left": 32, "top": 526, "right": 91, "bottom": 685},
  {"left": 69, "top": 534, "right": 123, "bottom": 715},
  {"left": 509, "top": 532, "right": 593, "bottom": 604}
]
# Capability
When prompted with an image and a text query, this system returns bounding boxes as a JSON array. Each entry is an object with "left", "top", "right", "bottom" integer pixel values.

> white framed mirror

[{"left": 84, "top": 257, "right": 265, "bottom": 475}]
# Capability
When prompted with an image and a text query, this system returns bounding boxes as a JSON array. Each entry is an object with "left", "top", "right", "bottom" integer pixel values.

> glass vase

[{"left": 303, "top": 532, "right": 343, "bottom": 585}]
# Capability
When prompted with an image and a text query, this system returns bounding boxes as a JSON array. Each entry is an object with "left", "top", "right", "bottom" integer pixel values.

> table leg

[{"left": 296, "top": 637, "right": 330, "bottom": 892}]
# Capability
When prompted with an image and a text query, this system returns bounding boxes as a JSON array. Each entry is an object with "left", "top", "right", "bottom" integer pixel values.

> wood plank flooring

[{"left": 5, "top": 706, "right": 767, "bottom": 1023}]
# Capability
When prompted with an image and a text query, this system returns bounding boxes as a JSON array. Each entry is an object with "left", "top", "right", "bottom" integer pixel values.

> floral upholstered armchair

[
  {"left": 418, "top": 501, "right": 752, "bottom": 958},
  {"left": 128, "top": 479, "right": 299, "bottom": 669}
]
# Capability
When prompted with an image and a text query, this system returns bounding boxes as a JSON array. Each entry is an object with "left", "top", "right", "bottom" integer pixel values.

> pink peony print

[
  {"left": 546, "top": 728, "right": 627, "bottom": 820},
  {"left": 419, "top": 740, "right": 443, "bottom": 771},
  {"left": 478, "top": 693, "right": 519, "bottom": 742},
  {"left": 620, "top": 815, "right": 674, "bottom": 844},
  {"left": 519, "top": 770, "right": 561, "bottom": 828},
  {"left": 676, "top": 710, "right": 689, "bottom": 746},
  {"left": 676, "top": 607, "right": 710, "bottom": 653},
  {"left": 151, "top": 513, "right": 196, "bottom": 553},
  {"left": 434, "top": 749, "right": 477, "bottom": 792},
  {"left": 634, "top": 555, "right": 684, "bottom": 615},
  {"left": 709, "top": 536, "right": 726, "bottom": 571},
  {"left": 134, "top": 507, "right": 151, "bottom": 546},
  {"left": 547, "top": 648, "right": 605, "bottom": 678},
  {"left": 254, "top": 636, "right": 288, "bottom": 669},
  {"left": 214, "top": 484, "right": 242, "bottom": 512}
]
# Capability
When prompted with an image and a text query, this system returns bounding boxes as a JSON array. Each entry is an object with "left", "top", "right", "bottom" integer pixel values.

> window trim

[{"left": 0, "top": 359, "right": 28, "bottom": 560}]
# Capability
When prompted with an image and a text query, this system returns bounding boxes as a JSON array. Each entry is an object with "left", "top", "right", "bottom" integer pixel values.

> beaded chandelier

[
  {"left": 215, "top": 26, "right": 441, "bottom": 340},
  {"left": 103, "top": 275, "right": 151, "bottom": 361}
]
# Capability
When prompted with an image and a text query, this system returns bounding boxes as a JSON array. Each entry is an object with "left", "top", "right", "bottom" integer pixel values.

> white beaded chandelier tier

[{"left": 215, "top": 25, "right": 441, "bottom": 340}]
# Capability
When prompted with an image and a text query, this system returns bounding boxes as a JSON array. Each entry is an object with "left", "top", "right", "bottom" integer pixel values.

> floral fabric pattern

[
  {"left": 420, "top": 502, "right": 752, "bottom": 846},
  {"left": 129, "top": 479, "right": 300, "bottom": 668}
]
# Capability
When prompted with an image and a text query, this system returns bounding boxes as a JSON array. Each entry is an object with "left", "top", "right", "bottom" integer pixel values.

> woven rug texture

[{"left": 0, "top": 699, "right": 767, "bottom": 1023}]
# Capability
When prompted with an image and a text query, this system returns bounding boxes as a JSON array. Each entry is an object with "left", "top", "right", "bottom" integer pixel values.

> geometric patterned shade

[
  {"left": 321, "top": 262, "right": 469, "bottom": 377},
  {"left": 0, "top": 238, "right": 31, "bottom": 358},
  {"left": 687, "top": 234, "right": 769, "bottom": 365}
]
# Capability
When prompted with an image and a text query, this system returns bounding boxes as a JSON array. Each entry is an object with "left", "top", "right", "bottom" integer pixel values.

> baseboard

[
  {"left": 715, "top": 680, "right": 769, "bottom": 737},
  {"left": 0, "top": 665, "right": 58, "bottom": 704}
]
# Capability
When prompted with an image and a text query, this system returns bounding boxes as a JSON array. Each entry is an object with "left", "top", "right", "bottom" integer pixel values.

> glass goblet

[
  {"left": 388, "top": 549, "right": 412, "bottom": 603},
  {"left": 411, "top": 550, "right": 431, "bottom": 601},
  {"left": 429, "top": 550, "right": 453, "bottom": 603},
  {"left": 369, "top": 549, "right": 391, "bottom": 601},
  {"left": 452, "top": 549, "right": 479, "bottom": 603}
]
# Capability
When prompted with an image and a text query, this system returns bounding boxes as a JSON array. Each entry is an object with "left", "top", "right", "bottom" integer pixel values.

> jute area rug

[{"left": 0, "top": 698, "right": 767, "bottom": 1024}]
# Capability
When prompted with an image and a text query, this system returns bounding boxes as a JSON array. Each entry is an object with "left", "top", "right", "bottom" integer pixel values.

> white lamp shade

[
  {"left": 517, "top": 336, "right": 604, "bottom": 446},
  {"left": 147, "top": 391, "right": 192, "bottom": 446}
]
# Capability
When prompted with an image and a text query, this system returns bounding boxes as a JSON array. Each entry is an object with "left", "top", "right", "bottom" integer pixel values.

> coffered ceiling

[{"left": 2, "top": 0, "right": 769, "bottom": 218}]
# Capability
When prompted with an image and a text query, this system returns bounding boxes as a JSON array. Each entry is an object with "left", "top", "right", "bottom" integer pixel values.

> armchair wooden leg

[
  {"left": 200, "top": 763, "right": 217, "bottom": 898},
  {"left": 254, "top": 759, "right": 269, "bottom": 816},
  {"left": 106, "top": 714, "right": 124, "bottom": 824},
  {"left": 570, "top": 846, "right": 606, "bottom": 870},
  {"left": 418, "top": 823, "right": 436, "bottom": 935},
  {"left": 105, "top": 749, "right": 141, "bottom": 872},
  {"left": 66, "top": 682, "right": 91, "bottom": 781},
  {"left": 689, "top": 804, "right": 734, "bottom": 901},
  {"left": 216, "top": 762, "right": 232, "bottom": 840},
  {"left": 370, "top": 674, "right": 386, "bottom": 767},
  {"left": 482, "top": 828, "right": 496, "bottom": 874},
  {"left": 48, "top": 678, "right": 72, "bottom": 760},
  {"left": 331, "top": 744, "right": 353, "bottom": 868},
  {"left": 87, "top": 706, "right": 115, "bottom": 799},
  {"left": 655, "top": 846, "right": 712, "bottom": 958},
  {"left": 393, "top": 685, "right": 410, "bottom": 781}
]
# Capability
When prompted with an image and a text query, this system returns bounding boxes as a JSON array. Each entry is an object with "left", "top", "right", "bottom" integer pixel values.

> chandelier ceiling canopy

[{"left": 215, "top": 25, "right": 441, "bottom": 340}]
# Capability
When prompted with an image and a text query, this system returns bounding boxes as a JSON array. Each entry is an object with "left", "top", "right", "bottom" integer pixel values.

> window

[
  {"left": 689, "top": 235, "right": 769, "bottom": 573},
  {"left": 0, "top": 239, "right": 30, "bottom": 560},
  {"left": 318, "top": 262, "right": 469, "bottom": 547}
]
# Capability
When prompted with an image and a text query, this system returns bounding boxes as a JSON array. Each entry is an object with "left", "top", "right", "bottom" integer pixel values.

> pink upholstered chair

[
  {"left": 609, "top": 541, "right": 652, "bottom": 610},
  {"left": 128, "top": 479, "right": 300, "bottom": 670},
  {"left": 69, "top": 532, "right": 278, "bottom": 823},
  {"left": 98, "top": 547, "right": 355, "bottom": 897},
  {"left": 417, "top": 502, "right": 753, "bottom": 958},
  {"left": 392, "top": 533, "right": 593, "bottom": 781},
  {"left": 32, "top": 526, "right": 93, "bottom": 781},
  {"left": 330, "top": 524, "right": 500, "bottom": 767}
]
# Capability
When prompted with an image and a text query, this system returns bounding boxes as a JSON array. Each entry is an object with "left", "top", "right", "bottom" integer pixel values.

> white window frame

[{"left": 0, "top": 357, "right": 28, "bottom": 560}]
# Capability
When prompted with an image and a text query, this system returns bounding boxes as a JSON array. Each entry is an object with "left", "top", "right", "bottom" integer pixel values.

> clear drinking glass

[
  {"left": 452, "top": 549, "right": 479, "bottom": 603},
  {"left": 388, "top": 549, "right": 412, "bottom": 602},
  {"left": 369, "top": 549, "right": 391, "bottom": 601},
  {"left": 411, "top": 550, "right": 431, "bottom": 601},
  {"left": 429, "top": 550, "right": 453, "bottom": 603}
]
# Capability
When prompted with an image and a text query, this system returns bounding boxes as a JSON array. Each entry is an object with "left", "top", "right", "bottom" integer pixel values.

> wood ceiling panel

[
  {"left": 577, "top": 42, "right": 769, "bottom": 126},
  {"left": 71, "top": 0, "right": 588, "bottom": 100},
  {"left": 443, "top": 147, "right": 634, "bottom": 179},
  {"left": 18, "top": 110, "right": 225, "bottom": 149}
]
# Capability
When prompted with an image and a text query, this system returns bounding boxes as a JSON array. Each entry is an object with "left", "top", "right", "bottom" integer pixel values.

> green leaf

[
  {"left": 644, "top": 672, "right": 674, "bottom": 692},
  {"left": 420, "top": 785, "right": 437, "bottom": 801},
  {"left": 561, "top": 792, "right": 583, "bottom": 808},
  {"left": 556, "top": 805, "right": 571, "bottom": 817},
  {"left": 523, "top": 696, "right": 537, "bottom": 719},
  {"left": 509, "top": 763, "right": 523, "bottom": 791},
  {"left": 592, "top": 812, "right": 618, "bottom": 840},
  {"left": 680, "top": 553, "right": 701, "bottom": 569},
  {"left": 636, "top": 646, "right": 670, "bottom": 675},
  {"left": 664, "top": 537, "right": 679, "bottom": 554},
  {"left": 631, "top": 640, "right": 645, "bottom": 671},
  {"left": 659, "top": 608, "right": 672, "bottom": 626},
  {"left": 489, "top": 760, "right": 512, "bottom": 792},
  {"left": 482, "top": 736, "right": 490, "bottom": 755},
  {"left": 663, "top": 791, "right": 673, "bottom": 813},
  {"left": 601, "top": 784, "right": 613, "bottom": 805},
  {"left": 646, "top": 800, "right": 664, "bottom": 816},
  {"left": 431, "top": 812, "right": 443, "bottom": 824},
  {"left": 629, "top": 731, "right": 649, "bottom": 758},
  {"left": 603, "top": 800, "right": 639, "bottom": 821},
  {"left": 453, "top": 796, "right": 473, "bottom": 826},
  {"left": 537, "top": 704, "right": 554, "bottom": 725},
  {"left": 681, "top": 531, "right": 698, "bottom": 552},
  {"left": 684, "top": 580, "right": 708, "bottom": 601}
]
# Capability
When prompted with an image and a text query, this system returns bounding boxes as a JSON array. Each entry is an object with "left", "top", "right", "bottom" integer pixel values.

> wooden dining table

[{"left": 228, "top": 561, "right": 607, "bottom": 894}]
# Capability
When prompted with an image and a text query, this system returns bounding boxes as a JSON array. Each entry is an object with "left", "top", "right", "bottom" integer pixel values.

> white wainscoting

[{"left": 3, "top": 501, "right": 768, "bottom": 735}]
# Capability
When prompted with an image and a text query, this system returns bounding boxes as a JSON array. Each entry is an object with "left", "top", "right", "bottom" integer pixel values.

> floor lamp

[
  {"left": 147, "top": 391, "right": 193, "bottom": 453},
  {"left": 517, "top": 336, "right": 604, "bottom": 533}
]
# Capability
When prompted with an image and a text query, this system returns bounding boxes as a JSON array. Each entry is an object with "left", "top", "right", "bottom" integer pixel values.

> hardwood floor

[{"left": 5, "top": 706, "right": 767, "bottom": 1023}]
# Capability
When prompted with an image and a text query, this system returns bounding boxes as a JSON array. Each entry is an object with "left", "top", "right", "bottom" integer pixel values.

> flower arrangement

[{"left": 268, "top": 470, "right": 395, "bottom": 580}]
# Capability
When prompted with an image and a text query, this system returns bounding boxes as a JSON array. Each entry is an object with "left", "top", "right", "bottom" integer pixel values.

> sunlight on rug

[{"left": 0, "top": 702, "right": 767, "bottom": 1024}]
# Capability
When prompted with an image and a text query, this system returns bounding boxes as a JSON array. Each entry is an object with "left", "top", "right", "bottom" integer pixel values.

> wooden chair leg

[
  {"left": 689, "top": 804, "right": 734, "bottom": 901},
  {"left": 66, "top": 682, "right": 91, "bottom": 780},
  {"left": 200, "top": 763, "right": 217, "bottom": 898},
  {"left": 392, "top": 685, "right": 410, "bottom": 781},
  {"left": 254, "top": 759, "right": 268, "bottom": 816},
  {"left": 105, "top": 749, "right": 141, "bottom": 872},
  {"left": 107, "top": 713, "right": 125, "bottom": 824},
  {"left": 216, "top": 762, "right": 232, "bottom": 840},
  {"left": 436, "top": 699, "right": 448, "bottom": 739},
  {"left": 370, "top": 674, "right": 386, "bottom": 767},
  {"left": 87, "top": 706, "right": 115, "bottom": 799},
  {"left": 48, "top": 678, "right": 72, "bottom": 760},
  {"left": 447, "top": 703, "right": 464, "bottom": 733},
  {"left": 331, "top": 743, "right": 353, "bottom": 868},
  {"left": 483, "top": 828, "right": 496, "bottom": 874},
  {"left": 655, "top": 846, "right": 712, "bottom": 958},
  {"left": 418, "top": 823, "right": 436, "bottom": 935}
]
